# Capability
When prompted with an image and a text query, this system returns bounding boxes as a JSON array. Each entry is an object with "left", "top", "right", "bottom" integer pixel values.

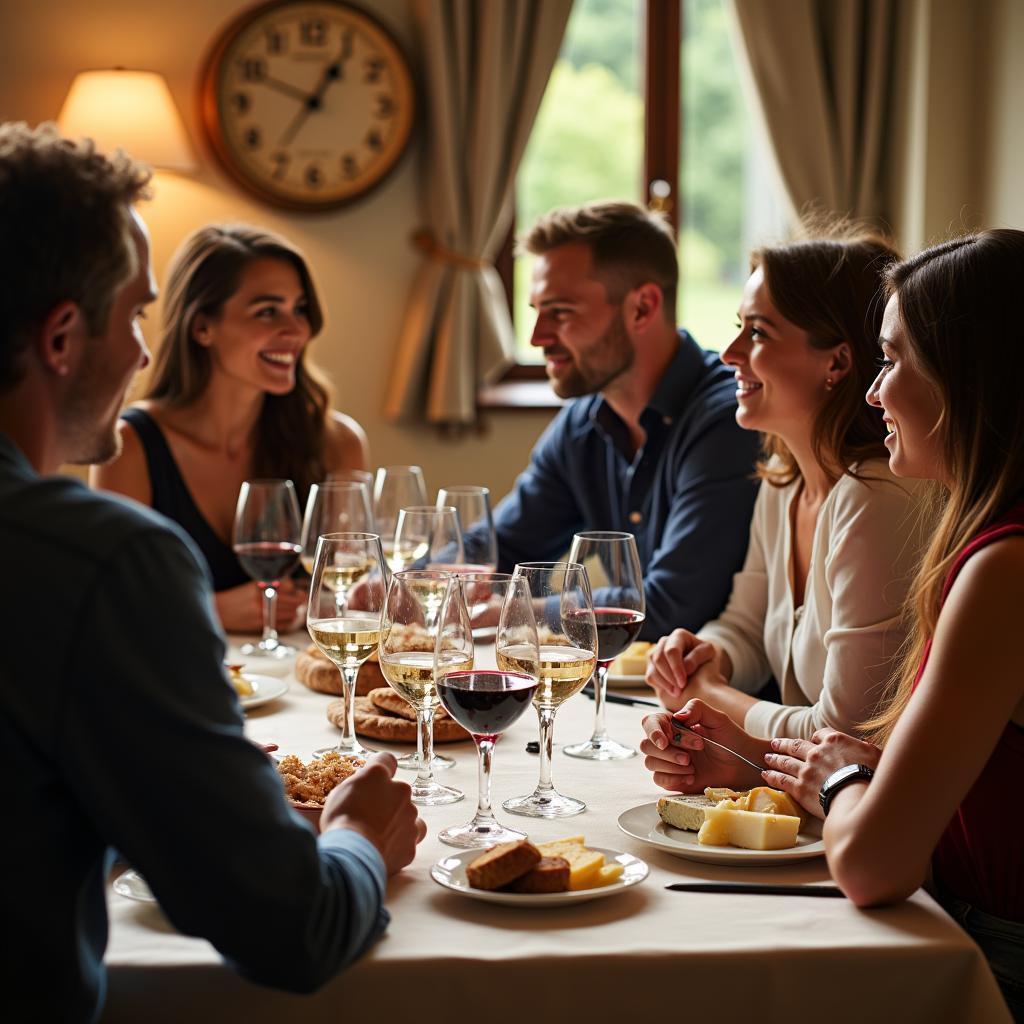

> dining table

[{"left": 100, "top": 634, "right": 1011, "bottom": 1023}]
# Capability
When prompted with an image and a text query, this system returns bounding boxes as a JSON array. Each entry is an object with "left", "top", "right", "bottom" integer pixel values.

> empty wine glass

[
  {"left": 564, "top": 531, "right": 644, "bottom": 760},
  {"left": 392, "top": 505, "right": 464, "bottom": 576},
  {"left": 233, "top": 479, "right": 302, "bottom": 659},
  {"left": 300, "top": 481, "right": 374, "bottom": 605},
  {"left": 436, "top": 485, "right": 498, "bottom": 573},
  {"left": 307, "top": 532, "right": 388, "bottom": 757},
  {"left": 379, "top": 571, "right": 472, "bottom": 805},
  {"left": 373, "top": 466, "right": 427, "bottom": 570},
  {"left": 437, "top": 575, "right": 539, "bottom": 847},
  {"left": 328, "top": 468, "right": 374, "bottom": 488},
  {"left": 500, "top": 562, "right": 597, "bottom": 818}
]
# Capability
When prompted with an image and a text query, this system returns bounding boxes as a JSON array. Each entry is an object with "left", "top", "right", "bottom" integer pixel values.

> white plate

[
  {"left": 606, "top": 672, "right": 649, "bottom": 691},
  {"left": 617, "top": 802, "right": 825, "bottom": 865},
  {"left": 430, "top": 845, "right": 649, "bottom": 906},
  {"left": 238, "top": 674, "right": 289, "bottom": 710}
]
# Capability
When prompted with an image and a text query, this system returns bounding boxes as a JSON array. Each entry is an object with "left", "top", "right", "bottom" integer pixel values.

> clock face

[{"left": 200, "top": 0, "right": 415, "bottom": 210}]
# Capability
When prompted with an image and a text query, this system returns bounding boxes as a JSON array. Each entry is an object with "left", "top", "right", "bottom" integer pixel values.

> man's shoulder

[{"left": 686, "top": 342, "right": 743, "bottom": 421}]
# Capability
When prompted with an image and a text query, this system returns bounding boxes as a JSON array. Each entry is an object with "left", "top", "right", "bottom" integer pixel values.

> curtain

[
  {"left": 727, "top": 0, "right": 906, "bottom": 227},
  {"left": 385, "top": 0, "right": 572, "bottom": 426}
]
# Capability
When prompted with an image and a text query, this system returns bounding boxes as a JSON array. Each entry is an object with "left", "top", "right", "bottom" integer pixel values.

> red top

[{"left": 913, "top": 500, "right": 1024, "bottom": 921}]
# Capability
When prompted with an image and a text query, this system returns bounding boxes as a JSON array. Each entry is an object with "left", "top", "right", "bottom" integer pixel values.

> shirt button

[{"left": 629, "top": 511, "right": 642, "bottom": 524}]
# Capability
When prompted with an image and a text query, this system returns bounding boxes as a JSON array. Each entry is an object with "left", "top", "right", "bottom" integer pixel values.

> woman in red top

[{"left": 641, "top": 229, "right": 1024, "bottom": 1018}]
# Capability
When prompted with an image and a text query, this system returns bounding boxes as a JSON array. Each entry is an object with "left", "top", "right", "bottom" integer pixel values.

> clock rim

[{"left": 198, "top": 0, "right": 416, "bottom": 212}]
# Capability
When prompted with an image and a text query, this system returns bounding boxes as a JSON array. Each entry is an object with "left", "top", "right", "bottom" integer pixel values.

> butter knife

[
  {"left": 665, "top": 882, "right": 843, "bottom": 897},
  {"left": 672, "top": 721, "right": 765, "bottom": 775}
]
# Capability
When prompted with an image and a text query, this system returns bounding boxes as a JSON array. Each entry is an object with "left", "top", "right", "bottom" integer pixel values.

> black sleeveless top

[{"left": 121, "top": 408, "right": 250, "bottom": 592}]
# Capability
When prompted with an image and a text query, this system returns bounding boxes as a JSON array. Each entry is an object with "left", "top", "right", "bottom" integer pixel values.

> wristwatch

[{"left": 819, "top": 764, "right": 875, "bottom": 816}]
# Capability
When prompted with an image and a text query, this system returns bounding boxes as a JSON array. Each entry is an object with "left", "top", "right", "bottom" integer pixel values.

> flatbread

[
  {"left": 295, "top": 645, "right": 384, "bottom": 696},
  {"left": 328, "top": 696, "right": 470, "bottom": 744},
  {"left": 369, "top": 686, "right": 423, "bottom": 722}
]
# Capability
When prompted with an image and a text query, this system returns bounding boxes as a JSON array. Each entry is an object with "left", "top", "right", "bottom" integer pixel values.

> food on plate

[
  {"left": 657, "top": 786, "right": 805, "bottom": 850},
  {"left": 295, "top": 644, "right": 385, "bottom": 696},
  {"left": 697, "top": 805, "right": 800, "bottom": 850},
  {"left": 225, "top": 663, "right": 254, "bottom": 698},
  {"left": 610, "top": 640, "right": 653, "bottom": 676},
  {"left": 465, "top": 839, "right": 541, "bottom": 890},
  {"left": 328, "top": 691, "right": 470, "bottom": 744},
  {"left": 276, "top": 751, "right": 364, "bottom": 807},
  {"left": 465, "top": 835, "right": 623, "bottom": 893},
  {"left": 507, "top": 856, "right": 571, "bottom": 894}
]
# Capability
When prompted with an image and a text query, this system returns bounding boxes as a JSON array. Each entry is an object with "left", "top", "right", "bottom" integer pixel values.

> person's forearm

[{"left": 691, "top": 676, "right": 757, "bottom": 727}]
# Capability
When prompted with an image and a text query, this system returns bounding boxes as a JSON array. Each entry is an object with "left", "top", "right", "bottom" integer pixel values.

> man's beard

[
  {"left": 61, "top": 360, "right": 129, "bottom": 466},
  {"left": 548, "top": 310, "right": 634, "bottom": 399}
]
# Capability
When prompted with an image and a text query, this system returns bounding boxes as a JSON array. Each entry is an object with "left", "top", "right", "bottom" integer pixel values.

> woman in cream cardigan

[{"left": 643, "top": 226, "right": 927, "bottom": 744}]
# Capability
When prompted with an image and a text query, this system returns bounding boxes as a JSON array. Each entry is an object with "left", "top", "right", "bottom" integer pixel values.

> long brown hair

[
  {"left": 146, "top": 224, "right": 331, "bottom": 499},
  {"left": 752, "top": 223, "right": 899, "bottom": 487},
  {"left": 863, "top": 229, "right": 1024, "bottom": 743}
]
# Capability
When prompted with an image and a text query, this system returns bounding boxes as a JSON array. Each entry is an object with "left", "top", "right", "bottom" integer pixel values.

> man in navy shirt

[
  {"left": 490, "top": 201, "right": 760, "bottom": 640},
  {"left": 0, "top": 123, "right": 424, "bottom": 1022}
]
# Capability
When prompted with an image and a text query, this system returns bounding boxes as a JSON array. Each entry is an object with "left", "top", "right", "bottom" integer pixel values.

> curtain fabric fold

[
  {"left": 386, "top": 0, "right": 572, "bottom": 425},
  {"left": 727, "top": 0, "right": 906, "bottom": 227}
]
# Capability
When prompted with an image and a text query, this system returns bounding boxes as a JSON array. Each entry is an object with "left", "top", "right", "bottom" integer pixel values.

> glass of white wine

[
  {"left": 379, "top": 570, "right": 472, "bottom": 805},
  {"left": 307, "top": 532, "right": 388, "bottom": 758},
  {"left": 373, "top": 466, "right": 427, "bottom": 570},
  {"left": 300, "top": 481, "right": 374, "bottom": 606},
  {"left": 391, "top": 505, "right": 464, "bottom": 575},
  {"left": 500, "top": 562, "right": 597, "bottom": 818}
]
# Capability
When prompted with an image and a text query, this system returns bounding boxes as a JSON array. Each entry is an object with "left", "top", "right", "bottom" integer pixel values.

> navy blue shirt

[
  {"left": 491, "top": 333, "right": 761, "bottom": 640},
  {"left": 0, "top": 433, "right": 388, "bottom": 1023}
]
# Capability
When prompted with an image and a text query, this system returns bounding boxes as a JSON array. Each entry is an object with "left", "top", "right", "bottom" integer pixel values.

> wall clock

[{"left": 200, "top": 0, "right": 415, "bottom": 210}]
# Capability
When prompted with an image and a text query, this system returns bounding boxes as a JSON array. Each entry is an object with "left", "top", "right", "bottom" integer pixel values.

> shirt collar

[{"left": 0, "top": 432, "right": 35, "bottom": 477}]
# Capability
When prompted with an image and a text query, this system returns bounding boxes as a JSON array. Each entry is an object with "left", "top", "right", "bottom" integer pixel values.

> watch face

[{"left": 201, "top": 0, "right": 415, "bottom": 210}]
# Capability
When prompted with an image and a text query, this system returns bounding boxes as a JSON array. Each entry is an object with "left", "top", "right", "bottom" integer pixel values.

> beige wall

[
  {"left": 983, "top": 0, "right": 1024, "bottom": 227},
  {"left": 0, "top": 0, "right": 553, "bottom": 500}
]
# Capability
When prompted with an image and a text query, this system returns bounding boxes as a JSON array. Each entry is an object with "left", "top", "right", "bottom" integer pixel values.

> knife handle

[{"left": 665, "top": 882, "right": 844, "bottom": 897}]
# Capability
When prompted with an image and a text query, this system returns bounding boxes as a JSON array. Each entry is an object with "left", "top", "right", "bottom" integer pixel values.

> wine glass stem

[
  {"left": 535, "top": 706, "right": 557, "bottom": 795},
  {"left": 415, "top": 706, "right": 436, "bottom": 786},
  {"left": 261, "top": 584, "right": 279, "bottom": 647},
  {"left": 590, "top": 663, "right": 610, "bottom": 742},
  {"left": 335, "top": 665, "right": 359, "bottom": 752},
  {"left": 475, "top": 737, "right": 496, "bottom": 821}
]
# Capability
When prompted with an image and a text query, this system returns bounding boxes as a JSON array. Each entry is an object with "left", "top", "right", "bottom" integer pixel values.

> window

[{"left": 504, "top": 0, "right": 786, "bottom": 381}]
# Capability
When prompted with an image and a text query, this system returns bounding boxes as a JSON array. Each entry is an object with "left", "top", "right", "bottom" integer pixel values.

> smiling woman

[{"left": 90, "top": 225, "right": 369, "bottom": 633}]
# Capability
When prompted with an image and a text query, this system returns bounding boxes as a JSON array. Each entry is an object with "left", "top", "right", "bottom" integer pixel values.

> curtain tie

[{"left": 412, "top": 229, "right": 488, "bottom": 270}]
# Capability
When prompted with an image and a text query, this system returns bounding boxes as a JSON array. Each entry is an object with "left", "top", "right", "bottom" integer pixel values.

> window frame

[{"left": 480, "top": 1, "right": 683, "bottom": 410}]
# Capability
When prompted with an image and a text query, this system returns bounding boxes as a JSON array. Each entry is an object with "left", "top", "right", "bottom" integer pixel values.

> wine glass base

[
  {"left": 563, "top": 736, "right": 637, "bottom": 761},
  {"left": 314, "top": 740, "right": 375, "bottom": 759},
  {"left": 410, "top": 781, "right": 464, "bottom": 806},
  {"left": 502, "top": 790, "right": 586, "bottom": 818},
  {"left": 239, "top": 640, "right": 296, "bottom": 659},
  {"left": 397, "top": 751, "right": 456, "bottom": 772},
  {"left": 438, "top": 819, "right": 527, "bottom": 848},
  {"left": 112, "top": 869, "right": 157, "bottom": 903}
]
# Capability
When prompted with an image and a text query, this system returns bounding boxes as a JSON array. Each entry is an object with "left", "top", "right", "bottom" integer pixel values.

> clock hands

[
  {"left": 261, "top": 74, "right": 312, "bottom": 103},
  {"left": 277, "top": 30, "right": 355, "bottom": 148}
]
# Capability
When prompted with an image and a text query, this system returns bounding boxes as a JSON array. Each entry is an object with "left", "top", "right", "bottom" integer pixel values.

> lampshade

[{"left": 57, "top": 69, "right": 195, "bottom": 171}]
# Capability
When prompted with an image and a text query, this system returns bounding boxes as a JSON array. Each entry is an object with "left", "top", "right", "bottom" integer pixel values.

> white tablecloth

[{"left": 101, "top": 637, "right": 1011, "bottom": 1023}]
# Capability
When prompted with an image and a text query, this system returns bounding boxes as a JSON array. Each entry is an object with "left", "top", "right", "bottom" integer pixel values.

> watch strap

[{"left": 818, "top": 763, "right": 875, "bottom": 816}]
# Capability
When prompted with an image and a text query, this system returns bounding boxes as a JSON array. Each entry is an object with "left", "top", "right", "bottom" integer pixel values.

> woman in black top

[{"left": 92, "top": 224, "right": 368, "bottom": 632}]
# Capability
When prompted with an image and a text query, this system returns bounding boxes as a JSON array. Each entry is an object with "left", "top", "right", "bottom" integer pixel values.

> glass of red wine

[
  {"left": 233, "top": 479, "right": 302, "bottom": 659},
  {"left": 563, "top": 531, "right": 645, "bottom": 760},
  {"left": 437, "top": 575, "right": 539, "bottom": 847}
]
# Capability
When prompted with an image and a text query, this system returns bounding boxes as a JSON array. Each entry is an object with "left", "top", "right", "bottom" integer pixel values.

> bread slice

[
  {"left": 506, "top": 856, "right": 571, "bottom": 894},
  {"left": 657, "top": 794, "right": 715, "bottom": 832},
  {"left": 465, "top": 840, "right": 541, "bottom": 891}
]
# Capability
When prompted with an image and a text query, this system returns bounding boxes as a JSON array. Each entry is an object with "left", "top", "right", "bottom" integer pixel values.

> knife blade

[
  {"left": 665, "top": 882, "right": 844, "bottom": 897},
  {"left": 672, "top": 721, "right": 766, "bottom": 775}
]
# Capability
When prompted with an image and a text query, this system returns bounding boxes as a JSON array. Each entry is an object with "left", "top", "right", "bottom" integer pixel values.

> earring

[{"left": 825, "top": 377, "right": 834, "bottom": 391}]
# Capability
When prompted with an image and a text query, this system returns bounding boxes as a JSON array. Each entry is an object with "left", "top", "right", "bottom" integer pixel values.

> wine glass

[
  {"left": 307, "top": 532, "right": 387, "bottom": 757},
  {"left": 373, "top": 466, "right": 427, "bottom": 570},
  {"left": 300, "top": 481, "right": 374, "bottom": 605},
  {"left": 437, "top": 574, "right": 539, "bottom": 847},
  {"left": 379, "top": 571, "right": 472, "bottom": 805},
  {"left": 391, "top": 505, "right": 464, "bottom": 576},
  {"left": 328, "top": 468, "right": 374, "bottom": 488},
  {"left": 564, "top": 531, "right": 645, "bottom": 760},
  {"left": 500, "top": 562, "right": 597, "bottom": 818},
  {"left": 233, "top": 479, "right": 302, "bottom": 659},
  {"left": 436, "top": 485, "right": 498, "bottom": 573}
]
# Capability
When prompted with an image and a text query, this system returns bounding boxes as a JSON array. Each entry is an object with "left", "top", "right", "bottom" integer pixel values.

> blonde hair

[{"left": 863, "top": 229, "right": 1024, "bottom": 743}]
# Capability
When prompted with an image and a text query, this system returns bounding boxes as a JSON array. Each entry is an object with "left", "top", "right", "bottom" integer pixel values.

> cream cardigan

[{"left": 698, "top": 459, "right": 927, "bottom": 739}]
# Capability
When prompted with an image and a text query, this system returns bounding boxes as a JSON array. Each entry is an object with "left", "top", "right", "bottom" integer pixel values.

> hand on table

[
  {"left": 640, "top": 698, "right": 767, "bottom": 793},
  {"left": 215, "top": 580, "right": 306, "bottom": 634},
  {"left": 645, "top": 628, "right": 725, "bottom": 711},
  {"left": 762, "top": 730, "right": 883, "bottom": 820},
  {"left": 322, "top": 752, "right": 426, "bottom": 874}
]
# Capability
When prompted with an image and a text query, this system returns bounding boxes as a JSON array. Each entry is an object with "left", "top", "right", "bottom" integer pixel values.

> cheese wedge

[
  {"left": 697, "top": 805, "right": 800, "bottom": 850},
  {"left": 612, "top": 641, "right": 652, "bottom": 676},
  {"left": 744, "top": 786, "right": 806, "bottom": 824},
  {"left": 536, "top": 838, "right": 604, "bottom": 890},
  {"left": 594, "top": 862, "right": 624, "bottom": 887},
  {"left": 657, "top": 795, "right": 715, "bottom": 832}
]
